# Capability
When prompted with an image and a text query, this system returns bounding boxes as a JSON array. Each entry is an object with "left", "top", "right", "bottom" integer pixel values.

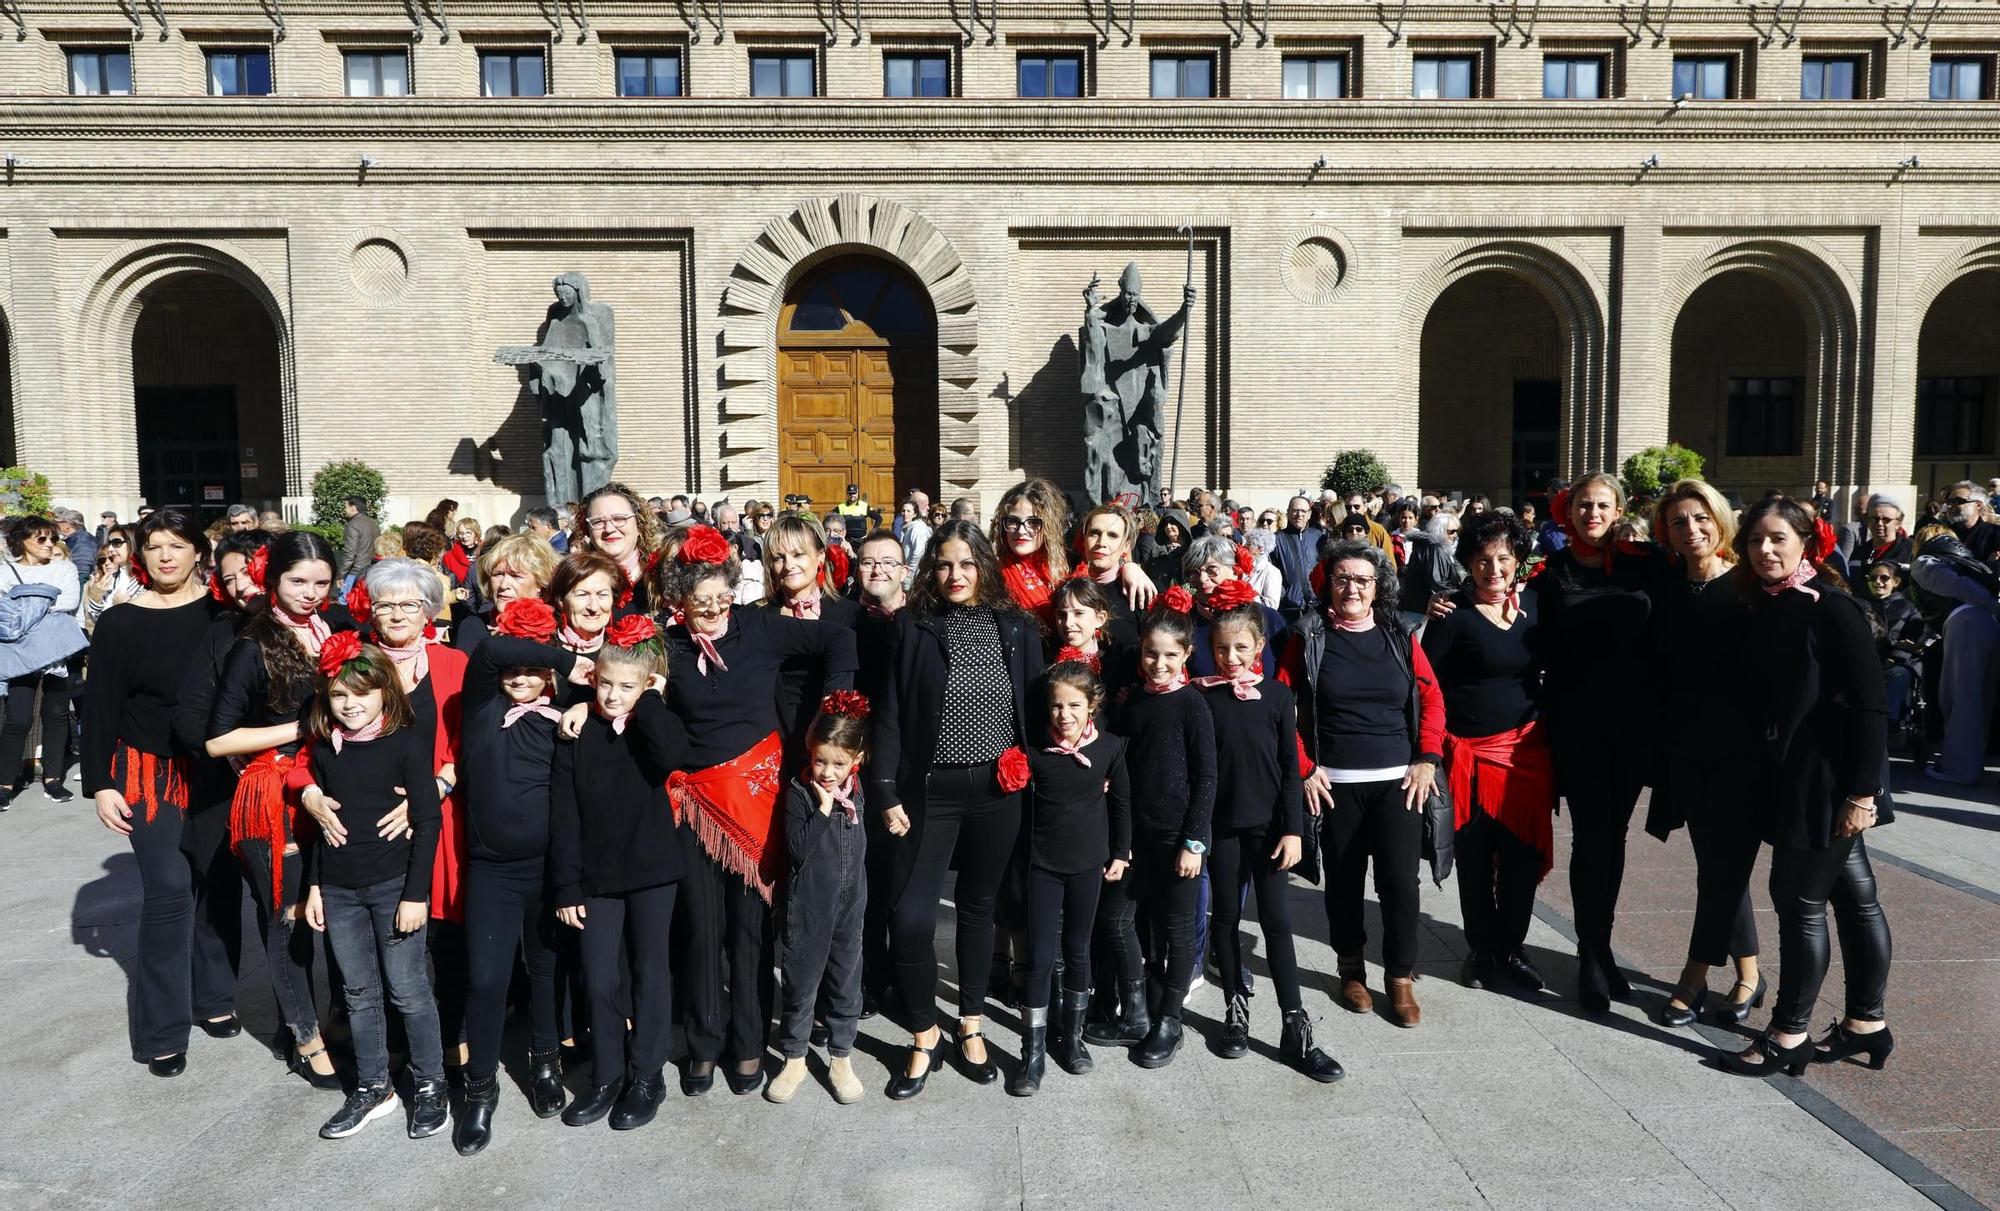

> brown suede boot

[
  {"left": 1387, "top": 976, "right": 1422, "bottom": 1028},
  {"left": 1336, "top": 956, "right": 1373, "bottom": 1014}
]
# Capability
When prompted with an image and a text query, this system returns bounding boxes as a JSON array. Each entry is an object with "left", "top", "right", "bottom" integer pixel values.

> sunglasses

[
  {"left": 106, "top": 538, "right": 128, "bottom": 547},
  {"left": 1001, "top": 516, "right": 1046, "bottom": 533}
]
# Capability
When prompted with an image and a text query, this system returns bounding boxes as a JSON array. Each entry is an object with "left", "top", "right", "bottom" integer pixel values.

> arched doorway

[
  {"left": 777, "top": 255, "right": 938, "bottom": 513},
  {"left": 130, "top": 272, "right": 284, "bottom": 521},
  {"left": 1914, "top": 270, "right": 2000, "bottom": 497},
  {"left": 1418, "top": 270, "right": 1564, "bottom": 505},
  {"left": 1669, "top": 270, "right": 1813, "bottom": 498}
]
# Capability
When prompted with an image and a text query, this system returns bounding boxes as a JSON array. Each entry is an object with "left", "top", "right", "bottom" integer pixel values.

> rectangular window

[
  {"left": 1917, "top": 377, "right": 1991, "bottom": 456},
  {"left": 1282, "top": 55, "right": 1346, "bottom": 99},
  {"left": 1673, "top": 56, "right": 1735, "bottom": 99},
  {"left": 883, "top": 53, "right": 950, "bottom": 98},
  {"left": 750, "top": 52, "right": 816, "bottom": 97},
  {"left": 1726, "top": 377, "right": 1800, "bottom": 457},
  {"left": 1800, "top": 55, "right": 1861, "bottom": 99},
  {"left": 206, "top": 49, "right": 272, "bottom": 96},
  {"left": 615, "top": 50, "right": 682, "bottom": 97},
  {"left": 1412, "top": 54, "right": 1477, "bottom": 99},
  {"left": 1017, "top": 53, "right": 1082, "bottom": 98},
  {"left": 344, "top": 50, "right": 409, "bottom": 97},
  {"left": 67, "top": 48, "right": 132, "bottom": 96},
  {"left": 480, "top": 51, "right": 546, "bottom": 98},
  {"left": 1542, "top": 55, "right": 1604, "bottom": 98},
  {"left": 1930, "top": 57, "right": 1988, "bottom": 100},
  {"left": 1150, "top": 55, "right": 1214, "bottom": 98}
]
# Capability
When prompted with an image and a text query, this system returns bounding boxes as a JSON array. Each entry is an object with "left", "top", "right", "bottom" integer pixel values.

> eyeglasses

[
  {"left": 106, "top": 538, "right": 127, "bottom": 547},
  {"left": 684, "top": 592, "right": 735, "bottom": 612},
  {"left": 1948, "top": 498, "right": 1976, "bottom": 508},
  {"left": 1001, "top": 516, "right": 1045, "bottom": 533},
  {"left": 371, "top": 600, "right": 427, "bottom": 617},
  {"left": 1329, "top": 574, "right": 1375, "bottom": 589},
  {"left": 859, "top": 558, "right": 904, "bottom": 572},
  {"left": 28, "top": 534, "right": 55, "bottom": 544},
  {"left": 587, "top": 513, "right": 636, "bottom": 532}
]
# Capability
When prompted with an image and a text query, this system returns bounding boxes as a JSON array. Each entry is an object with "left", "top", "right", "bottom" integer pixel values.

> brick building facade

[{"left": 0, "top": 0, "right": 1996, "bottom": 522}]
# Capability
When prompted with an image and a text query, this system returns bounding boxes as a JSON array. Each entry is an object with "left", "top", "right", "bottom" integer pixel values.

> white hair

[{"left": 363, "top": 557, "right": 446, "bottom": 620}]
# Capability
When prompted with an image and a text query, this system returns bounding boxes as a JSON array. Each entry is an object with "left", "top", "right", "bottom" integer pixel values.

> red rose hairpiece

[
  {"left": 245, "top": 545, "right": 270, "bottom": 591},
  {"left": 1206, "top": 579, "right": 1258, "bottom": 612},
  {"left": 824, "top": 543, "right": 851, "bottom": 589},
  {"left": 1233, "top": 544, "right": 1255, "bottom": 576},
  {"left": 344, "top": 579, "right": 372, "bottom": 621},
  {"left": 606, "top": 614, "right": 659, "bottom": 648},
  {"left": 317, "top": 630, "right": 366, "bottom": 678},
  {"left": 820, "top": 689, "right": 871, "bottom": 721},
  {"left": 495, "top": 597, "right": 558, "bottom": 643},
  {"left": 208, "top": 568, "right": 227, "bottom": 603},
  {"left": 677, "top": 525, "right": 733, "bottom": 567},
  {"left": 1159, "top": 584, "right": 1195, "bottom": 615},
  {"left": 996, "top": 746, "right": 1031, "bottom": 793}
]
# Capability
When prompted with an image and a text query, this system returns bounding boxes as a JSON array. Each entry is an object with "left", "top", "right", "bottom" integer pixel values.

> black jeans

[
  {"left": 778, "top": 811, "right": 867, "bottom": 1057},
  {"left": 126, "top": 799, "right": 242, "bottom": 1059},
  {"left": 888, "top": 762, "right": 1023, "bottom": 1032},
  {"left": 1455, "top": 811, "right": 1540, "bottom": 959},
  {"left": 429, "top": 919, "right": 468, "bottom": 1059},
  {"left": 462, "top": 856, "right": 561, "bottom": 1083},
  {"left": 1101, "top": 835, "right": 1200, "bottom": 1020},
  {"left": 1024, "top": 866, "right": 1102, "bottom": 1010},
  {"left": 1685, "top": 810, "right": 1760, "bottom": 968},
  {"left": 862, "top": 806, "right": 896, "bottom": 996},
  {"left": 1768, "top": 834, "right": 1892, "bottom": 1034},
  {"left": 1209, "top": 827, "right": 1304, "bottom": 1011},
  {"left": 1323, "top": 779, "right": 1424, "bottom": 978},
  {"left": 323, "top": 875, "right": 443, "bottom": 1088},
  {"left": 678, "top": 827, "right": 773, "bottom": 1065},
  {"left": 577, "top": 882, "right": 678, "bottom": 1083},
  {"left": 237, "top": 839, "right": 319, "bottom": 1045},
  {"left": 1564, "top": 775, "right": 1643, "bottom": 962},
  {"left": 1, "top": 667, "right": 71, "bottom": 785}
]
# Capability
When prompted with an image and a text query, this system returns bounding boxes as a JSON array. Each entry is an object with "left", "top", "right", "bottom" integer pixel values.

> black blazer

[{"left": 870, "top": 604, "right": 1045, "bottom": 810}]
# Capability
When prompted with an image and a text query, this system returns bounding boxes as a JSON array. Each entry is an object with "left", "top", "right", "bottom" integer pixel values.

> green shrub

[
  {"left": 1620, "top": 444, "right": 1706, "bottom": 500},
  {"left": 0, "top": 467, "right": 53, "bottom": 518},
  {"left": 310, "top": 460, "right": 387, "bottom": 530},
  {"left": 1320, "top": 450, "right": 1392, "bottom": 499}
]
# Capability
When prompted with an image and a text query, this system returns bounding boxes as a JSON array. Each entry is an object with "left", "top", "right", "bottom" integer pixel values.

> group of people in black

[{"left": 81, "top": 469, "right": 1898, "bottom": 1155}]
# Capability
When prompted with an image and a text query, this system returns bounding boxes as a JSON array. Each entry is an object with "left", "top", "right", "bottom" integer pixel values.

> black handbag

[
  {"left": 1296, "top": 804, "right": 1324, "bottom": 886},
  {"left": 1420, "top": 779, "right": 1456, "bottom": 886}
]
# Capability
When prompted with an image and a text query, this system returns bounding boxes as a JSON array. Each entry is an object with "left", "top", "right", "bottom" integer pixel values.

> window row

[
  {"left": 61, "top": 43, "right": 1998, "bottom": 101},
  {"left": 1725, "top": 375, "right": 1995, "bottom": 458}
]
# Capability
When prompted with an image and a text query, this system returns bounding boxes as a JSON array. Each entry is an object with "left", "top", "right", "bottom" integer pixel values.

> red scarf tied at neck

[{"left": 1762, "top": 562, "right": 1821, "bottom": 601}]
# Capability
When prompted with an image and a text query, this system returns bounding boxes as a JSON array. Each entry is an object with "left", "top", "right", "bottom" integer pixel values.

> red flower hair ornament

[
  {"left": 317, "top": 630, "right": 366, "bottom": 679},
  {"left": 245, "top": 545, "right": 270, "bottom": 591},
  {"left": 495, "top": 597, "right": 558, "bottom": 643},
  {"left": 820, "top": 689, "right": 871, "bottom": 721},
  {"left": 606, "top": 614, "right": 659, "bottom": 648},
  {"left": 677, "top": 525, "right": 734, "bottom": 567},
  {"left": 824, "top": 543, "right": 851, "bottom": 589},
  {"left": 1055, "top": 645, "right": 1103, "bottom": 676},
  {"left": 1159, "top": 584, "right": 1196, "bottom": 615},
  {"left": 344, "top": 579, "right": 372, "bottom": 621},
  {"left": 1233, "top": 544, "right": 1255, "bottom": 576},
  {"left": 996, "top": 746, "right": 1031, "bottom": 794},
  {"left": 1206, "top": 578, "right": 1259, "bottom": 612}
]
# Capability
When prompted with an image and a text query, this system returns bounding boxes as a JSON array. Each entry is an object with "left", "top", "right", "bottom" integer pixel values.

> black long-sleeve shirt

[
  {"left": 1204, "top": 680, "right": 1304, "bottom": 837},
  {"left": 1111, "top": 686, "right": 1216, "bottom": 848},
  {"left": 550, "top": 691, "right": 689, "bottom": 904},
  {"left": 663, "top": 608, "right": 857, "bottom": 770},
  {"left": 82, "top": 597, "right": 220, "bottom": 794},
  {"left": 304, "top": 725, "right": 443, "bottom": 900},
  {"left": 458, "top": 634, "right": 581, "bottom": 863},
  {"left": 1026, "top": 731, "right": 1131, "bottom": 873},
  {"left": 209, "top": 633, "right": 320, "bottom": 755},
  {"left": 1420, "top": 590, "right": 1544, "bottom": 739},
  {"left": 760, "top": 595, "right": 863, "bottom": 769}
]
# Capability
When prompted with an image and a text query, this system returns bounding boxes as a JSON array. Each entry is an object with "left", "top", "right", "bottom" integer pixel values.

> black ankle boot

[
  {"left": 610, "top": 1070, "right": 666, "bottom": 1130},
  {"left": 453, "top": 1075, "right": 501, "bottom": 1155},
  {"left": 1132, "top": 1010, "right": 1184, "bottom": 1069},
  {"left": 562, "top": 1079, "right": 621, "bottom": 1126},
  {"left": 1084, "top": 978, "right": 1151, "bottom": 1047},
  {"left": 1577, "top": 952, "right": 1611, "bottom": 1016},
  {"left": 1217, "top": 992, "right": 1250, "bottom": 1059},
  {"left": 527, "top": 1048, "right": 565, "bottom": 1118},
  {"left": 1051, "top": 989, "right": 1094, "bottom": 1075},
  {"left": 1006, "top": 1007, "right": 1048, "bottom": 1097},
  {"left": 1281, "top": 1009, "right": 1345, "bottom": 1083},
  {"left": 409, "top": 1076, "right": 450, "bottom": 1138}
]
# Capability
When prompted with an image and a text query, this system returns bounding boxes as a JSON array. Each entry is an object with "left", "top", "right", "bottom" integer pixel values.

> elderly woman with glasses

[
  {"left": 0, "top": 515, "right": 83, "bottom": 802},
  {"left": 1859, "top": 495, "right": 1912, "bottom": 568}
]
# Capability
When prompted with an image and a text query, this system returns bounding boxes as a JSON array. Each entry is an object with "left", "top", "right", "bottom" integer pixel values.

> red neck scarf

[
  {"left": 1001, "top": 551, "right": 1055, "bottom": 613},
  {"left": 1870, "top": 533, "right": 1905, "bottom": 561},
  {"left": 863, "top": 596, "right": 901, "bottom": 619},
  {"left": 1194, "top": 671, "right": 1264, "bottom": 700},
  {"left": 691, "top": 615, "right": 729, "bottom": 675},
  {"left": 1056, "top": 643, "right": 1101, "bottom": 675},
  {"left": 379, "top": 635, "right": 430, "bottom": 685},
  {"left": 783, "top": 589, "right": 822, "bottom": 620},
  {"left": 1472, "top": 583, "right": 1521, "bottom": 622},
  {"left": 559, "top": 621, "right": 605, "bottom": 654},
  {"left": 502, "top": 696, "right": 563, "bottom": 729},
  {"left": 1044, "top": 722, "right": 1098, "bottom": 767},
  {"left": 275, "top": 606, "right": 330, "bottom": 654},
  {"left": 1762, "top": 563, "right": 1821, "bottom": 601},
  {"left": 1141, "top": 671, "right": 1189, "bottom": 695},
  {"left": 329, "top": 714, "right": 385, "bottom": 754},
  {"left": 1327, "top": 607, "right": 1376, "bottom": 633}
]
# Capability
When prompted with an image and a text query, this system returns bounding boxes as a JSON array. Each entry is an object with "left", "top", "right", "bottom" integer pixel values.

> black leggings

[
  {"left": 1685, "top": 810, "right": 1760, "bottom": 968},
  {"left": 576, "top": 882, "right": 678, "bottom": 1083},
  {"left": 462, "top": 856, "right": 560, "bottom": 1083},
  {"left": 1024, "top": 866, "right": 1102, "bottom": 1010},
  {"left": 1209, "top": 828, "right": 1303, "bottom": 1011},
  {"left": 429, "top": 920, "right": 468, "bottom": 1058},
  {"left": 237, "top": 838, "right": 320, "bottom": 1044},
  {"left": 1768, "top": 834, "right": 1892, "bottom": 1034},
  {"left": 677, "top": 830, "right": 773, "bottom": 1066},
  {"left": 1, "top": 667, "right": 71, "bottom": 785},
  {"left": 888, "top": 763, "right": 1022, "bottom": 1032},
  {"left": 1323, "top": 779, "right": 1424, "bottom": 977},
  {"left": 1564, "top": 775, "right": 1643, "bottom": 961},
  {"left": 126, "top": 799, "right": 243, "bottom": 1059},
  {"left": 1455, "top": 811, "right": 1541, "bottom": 959},
  {"left": 1099, "top": 837, "right": 1200, "bottom": 1020}
]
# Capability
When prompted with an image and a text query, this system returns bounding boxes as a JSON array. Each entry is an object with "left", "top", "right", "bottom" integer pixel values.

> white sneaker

[{"left": 1183, "top": 974, "right": 1205, "bottom": 1007}]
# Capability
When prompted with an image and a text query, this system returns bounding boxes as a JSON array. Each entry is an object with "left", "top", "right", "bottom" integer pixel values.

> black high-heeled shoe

[
  {"left": 887, "top": 1035, "right": 944, "bottom": 1101},
  {"left": 289, "top": 1042, "right": 343, "bottom": 1091},
  {"left": 1813, "top": 1022, "right": 1895, "bottom": 1070},
  {"left": 1719, "top": 1033, "right": 1814, "bottom": 1077},
  {"left": 197, "top": 1014, "right": 242, "bottom": 1039},
  {"left": 1658, "top": 986, "right": 1706, "bottom": 1028},
  {"left": 956, "top": 1025, "right": 999, "bottom": 1085},
  {"left": 1713, "top": 977, "right": 1767, "bottom": 1026}
]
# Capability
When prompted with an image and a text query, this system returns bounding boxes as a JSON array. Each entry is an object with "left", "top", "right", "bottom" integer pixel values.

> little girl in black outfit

[
  {"left": 768, "top": 692, "right": 872, "bottom": 1106},
  {"left": 1010, "top": 660, "right": 1130, "bottom": 1097}
]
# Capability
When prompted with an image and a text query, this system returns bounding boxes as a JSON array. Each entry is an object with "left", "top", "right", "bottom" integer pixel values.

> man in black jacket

[{"left": 1270, "top": 496, "right": 1323, "bottom": 624}]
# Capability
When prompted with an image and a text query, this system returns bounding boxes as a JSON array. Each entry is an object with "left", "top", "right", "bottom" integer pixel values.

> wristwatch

[{"left": 1182, "top": 838, "right": 1208, "bottom": 855}]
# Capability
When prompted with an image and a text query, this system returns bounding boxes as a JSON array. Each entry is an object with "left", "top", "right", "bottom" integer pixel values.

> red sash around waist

[
  {"left": 1444, "top": 719, "right": 1556, "bottom": 880},
  {"left": 229, "top": 750, "right": 300, "bottom": 910},
  {"left": 116, "top": 744, "right": 192, "bottom": 825},
  {"left": 667, "top": 731, "right": 786, "bottom": 904}
]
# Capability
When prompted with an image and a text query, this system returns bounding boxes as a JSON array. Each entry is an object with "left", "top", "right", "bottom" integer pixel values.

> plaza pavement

[{"left": 0, "top": 755, "right": 1992, "bottom": 1211}]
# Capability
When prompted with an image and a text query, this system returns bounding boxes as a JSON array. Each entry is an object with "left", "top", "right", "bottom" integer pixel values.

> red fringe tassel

[
  {"left": 116, "top": 746, "right": 192, "bottom": 825},
  {"left": 229, "top": 751, "right": 299, "bottom": 910}
]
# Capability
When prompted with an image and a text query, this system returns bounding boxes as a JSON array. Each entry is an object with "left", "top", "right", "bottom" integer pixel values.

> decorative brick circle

[
  {"left": 349, "top": 237, "right": 409, "bottom": 299},
  {"left": 1283, "top": 231, "right": 1350, "bottom": 303}
]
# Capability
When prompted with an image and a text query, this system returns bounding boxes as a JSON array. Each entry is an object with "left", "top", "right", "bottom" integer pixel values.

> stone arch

[
  {"left": 1402, "top": 238, "right": 1612, "bottom": 481},
  {"left": 72, "top": 239, "right": 297, "bottom": 500},
  {"left": 714, "top": 194, "right": 981, "bottom": 497},
  {"left": 1911, "top": 239, "right": 2000, "bottom": 497},
  {"left": 1662, "top": 237, "right": 1863, "bottom": 488},
  {"left": 1914, "top": 238, "right": 2000, "bottom": 320}
]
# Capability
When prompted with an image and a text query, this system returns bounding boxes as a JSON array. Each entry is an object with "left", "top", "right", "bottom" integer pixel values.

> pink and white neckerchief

[
  {"left": 276, "top": 606, "right": 331, "bottom": 654},
  {"left": 599, "top": 706, "right": 630, "bottom": 735},
  {"left": 1472, "top": 583, "right": 1522, "bottom": 623},
  {"left": 502, "top": 695, "right": 563, "bottom": 730},
  {"left": 379, "top": 636, "right": 431, "bottom": 685},
  {"left": 1762, "top": 563, "right": 1821, "bottom": 601},
  {"left": 329, "top": 714, "right": 385, "bottom": 754},
  {"left": 1327, "top": 606, "right": 1377, "bottom": 633},
  {"left": 822, "top": 774, "right": 860, "bottom": 822},
  {"left": 691, "top": 615, "right": 730, "bottom": 675},
  {"left": 559, "top": 622, "right": 606, "bottom": 654},
  {"left": 784, "top": 589, "right": 823, "bottom": 620},
  {"left": 1194, "top": 671, "right": 1264, "bottom": 700},
  {"left": 864, "top": 597, "right": 901, "bottom": 620},
  {"left": 1141, "top": 671, "right": 1189, "bottom": 695},
  {"left": 1088, "top": 562, "right": 1121, "bottom": 586},
  {"left": 614, "top": 549, "right": 643, "bottom": 588},
  {"left": 1044, "top": 722, "right": 1098, "bottom": 767}
]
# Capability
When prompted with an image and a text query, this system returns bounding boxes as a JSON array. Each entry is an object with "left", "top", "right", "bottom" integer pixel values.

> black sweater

[
  {"left": 760, "top": 595, "right": 864, "bottom": 769},
  {"left": 1315, "top": 627, "right": 1411, "bottom": 769},
  {"left": 550, "top": 692, "right": 689, "bottom": 904},
  {"left": 1111, "top": 685, "right": 1216, "bottom": 848},
  {"left": 663, "top": 608, "right": 857, "bottom": 770},
  {"left": 1026, "top": 731, "right": 1132, "bottom": 873},
  {"left": 1530, "top": 545, "right": 1665, "bottom": 790},
  {"left": 458, "top": 634, "right": 581, "bottom": 863},
  {"left": 82, "top": 597, "right": 221, "bottom": 795},
  {"left": 1204, "top": 680, "right": 1305, "bottom": 837},
  {"left": 1420, "top": 590, "right": 1544, "bottom": 738},
  {"left": 304, "top": 726, "right": 443, "bottom": 900}
]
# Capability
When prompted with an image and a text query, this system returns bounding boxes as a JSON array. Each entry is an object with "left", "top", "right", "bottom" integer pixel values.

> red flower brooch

[
  {"left": 678, "top": 525, "right": 733, "bottom": 566},
  {"left": 317, "top": 630, "right": 365, "bottom": 678},
  {"left": 495, "top": 597, "right": 558, "bottom": 643},
  {"left": 996, "top": 746, "right": 1030, "bottom": 793},
  {"left": 1159, "top": 584, "right": 1195, "bottom": 615},
  {"left": 820, "top": 689, "right": 871, "bottom": 720}
]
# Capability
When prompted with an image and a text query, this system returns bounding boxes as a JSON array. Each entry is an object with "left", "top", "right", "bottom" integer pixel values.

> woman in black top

[
  {"left": 1646, "top": 480, "right": 1764, "bottom": 1027},
  {"left": 759, "top": 511, "right": 863, "bottom": 774},
  {"left": 1722, "top": 498, "right": 1895, "bottom": 1076},
  {"left": 1010, "top": 661, "right": 1130, "bottom": 1097},
  {"left": 1533, "top": 471, "right": 1668, "bottom": 1014},
  {"left": 657, "top": 527, "right": 858, "bottom": 1096},
  {"left": 84, "top": 509, "right": 229, "bottom": 1078},
  {"left": 873, "top": 521, "right": 1043, "bottom": 1098},
  {"left": 1859, "top": 559, "right": 1925, "bottom": 734}
]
